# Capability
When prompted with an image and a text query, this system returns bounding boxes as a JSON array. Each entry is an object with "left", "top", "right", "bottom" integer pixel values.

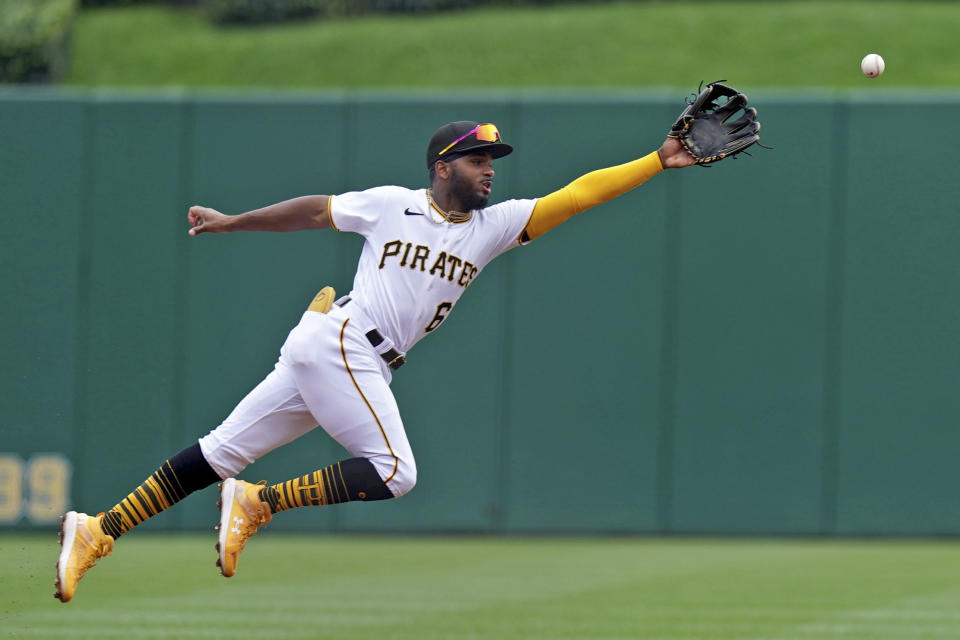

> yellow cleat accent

[
  {"left": 307, "top": 286, "right": 336, "bottom": 314},
  {"left": 55, "top": 511, "right": 115, "bottom": 603},
  {"left": 216, "top": 479, "right": 271, "bottom": 578}
]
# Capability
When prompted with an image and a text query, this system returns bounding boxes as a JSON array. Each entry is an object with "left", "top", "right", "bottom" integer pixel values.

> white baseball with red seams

[
  {"left": 198, "top": 186, "right": 535, "bottom": 497},
  {"left": 861, "top": 53, "right": 885, "bottom": 78}
]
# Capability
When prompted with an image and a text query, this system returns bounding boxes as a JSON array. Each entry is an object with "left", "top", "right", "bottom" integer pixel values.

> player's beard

[{"left": 449, "top": 164, "right": 490, "bottom": 211}]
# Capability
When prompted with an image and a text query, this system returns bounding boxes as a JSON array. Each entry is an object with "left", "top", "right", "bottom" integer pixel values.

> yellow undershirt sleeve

[{"left": 522, "top": 150, "right": 664, "bottom": 242}]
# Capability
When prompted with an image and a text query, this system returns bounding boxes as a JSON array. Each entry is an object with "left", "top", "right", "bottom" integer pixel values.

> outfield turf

[{"left": 2, "top": 534, "right": 959, "bottom": 639}]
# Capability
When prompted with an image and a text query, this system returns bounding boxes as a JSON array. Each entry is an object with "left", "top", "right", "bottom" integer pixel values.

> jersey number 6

[{"left": 424, "top": 302, "right": 453, "bottom": 333}]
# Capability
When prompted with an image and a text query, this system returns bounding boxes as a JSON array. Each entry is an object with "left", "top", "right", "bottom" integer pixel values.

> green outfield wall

[{"left": 2, "top": 89, "right": 959, "bottom": 536}]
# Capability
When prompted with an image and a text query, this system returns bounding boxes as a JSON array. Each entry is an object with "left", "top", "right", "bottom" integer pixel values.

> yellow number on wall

[
  {"left": 27, "top": 455, "right": 71, "bottom": 523},
  {"left": 0, "top": 456, "right": 25, "bottom": 523}
]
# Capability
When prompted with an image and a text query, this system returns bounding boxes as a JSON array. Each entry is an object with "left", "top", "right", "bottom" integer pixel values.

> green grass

[
  {"left": 3, "top": 534, "right": 960, "bottom": 639},
  {"left": 65, "top": 1, "right": 960, "bottom": 89}
]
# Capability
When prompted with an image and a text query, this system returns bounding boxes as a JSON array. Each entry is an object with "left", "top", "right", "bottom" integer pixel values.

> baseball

[{"left": 861, "top": 53, "right": 885, "bottom": 78}]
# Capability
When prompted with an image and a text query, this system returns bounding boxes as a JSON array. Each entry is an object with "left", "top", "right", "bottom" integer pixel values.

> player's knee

[
  {"left": 198, "top": 434, "right": 250, "bottom": 479},
  {"left": 369, "top": 453, "right": 416, "bottom": 498},
  {"left": 389, "top": 456, "right": 417, "bottom": 498}
]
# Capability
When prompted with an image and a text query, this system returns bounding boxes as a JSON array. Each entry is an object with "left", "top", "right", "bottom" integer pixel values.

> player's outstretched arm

[
  {"left": 521, "top": 138, "right": 694, "bottom": 242},
  {"left": 188, "top": 195, "right": 332, "bottom": 236}
]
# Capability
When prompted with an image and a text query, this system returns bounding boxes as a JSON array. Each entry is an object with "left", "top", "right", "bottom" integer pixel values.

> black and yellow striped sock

[
  {"left": 100, "top": 443, "right": 220, "bottom": 539},
  {"left": 259, "top": 457, "right": 393, "bottom": 513}
]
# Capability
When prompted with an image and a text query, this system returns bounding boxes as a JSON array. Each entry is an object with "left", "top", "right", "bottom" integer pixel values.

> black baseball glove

[{"left": 668, "top": 81, "right": 761, "bottom": 165}]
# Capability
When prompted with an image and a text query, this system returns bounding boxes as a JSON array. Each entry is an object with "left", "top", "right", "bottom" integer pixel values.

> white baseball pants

[{"left": 198, "top": 304, "right": 416, "bottom": 498}]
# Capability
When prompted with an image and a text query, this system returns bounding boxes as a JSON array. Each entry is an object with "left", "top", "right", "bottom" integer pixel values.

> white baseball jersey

[
  {"left": 330, "top": 186, "right": 537, "bottom": 354},
  {"left": 200, "top": 186, "right": 536, "bottom": 496}
]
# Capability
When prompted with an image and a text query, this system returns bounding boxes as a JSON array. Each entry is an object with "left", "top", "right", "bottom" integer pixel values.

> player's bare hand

[
  {"left": 657, "top": 137, "right": 697, "bottom": 169},
  {"left": 188, "top": 206, "right": 229, "bottom": 236}
]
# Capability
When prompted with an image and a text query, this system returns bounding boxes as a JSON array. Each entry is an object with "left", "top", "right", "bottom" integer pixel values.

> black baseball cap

[{"left": 426, "top": 121, "right": 514, "bottom": 169}]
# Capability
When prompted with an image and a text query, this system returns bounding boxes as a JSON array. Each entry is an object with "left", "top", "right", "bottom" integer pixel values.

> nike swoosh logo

[{"left": 404, "top": 208, "right": 424, "bottom": 216}]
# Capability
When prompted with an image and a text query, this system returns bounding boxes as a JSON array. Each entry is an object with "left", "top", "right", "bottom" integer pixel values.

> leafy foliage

[
  {"left": 199, "top": 0, "right": 502, "bottom": 24},
  {"left": 0, "top": 0, "right": 77, "bottom": 83},
  {"left": 201, "top": 0, "right": 328, "bottom": 24}
]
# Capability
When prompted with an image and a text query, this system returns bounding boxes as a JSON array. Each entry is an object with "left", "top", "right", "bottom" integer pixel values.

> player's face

[{"left": 448, "top": 152, "right": 495, "bottom": 211}]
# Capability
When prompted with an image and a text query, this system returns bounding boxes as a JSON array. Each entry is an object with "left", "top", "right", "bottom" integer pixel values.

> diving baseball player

[{"left": 54, "top": 108, "right": 756, "bottom": 602}]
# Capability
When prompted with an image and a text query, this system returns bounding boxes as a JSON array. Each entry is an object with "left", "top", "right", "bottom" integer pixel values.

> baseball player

[{"left": 54, "top": 120, "right": 699, "bottom": 603}]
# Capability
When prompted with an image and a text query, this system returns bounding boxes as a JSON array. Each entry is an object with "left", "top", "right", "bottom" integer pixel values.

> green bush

[
  {"left": 80, "top": 0, "right": 200, "bottom": 5},
  {"left": 199, "top": 0, "right": 636, "bottom": 26},
  {"left": 363, "top": 0, "right": 487, "bottom": 12},
  {"left": 201, "top": 0, "right": 497, "bottom": 23},
  {"left": 201, "top": 0, "right": 329, "bottom": 24},
  {"left": 0, "top": 0, "right": 77, "bottom": 83},
  {"left": 80, "top": 0, "right": 160, "bottom": 5}
]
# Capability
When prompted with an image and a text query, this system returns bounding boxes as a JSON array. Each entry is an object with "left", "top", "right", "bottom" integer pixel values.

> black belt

[{"left": 336, "top": 296, "right": 406, "bottom": 370}]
